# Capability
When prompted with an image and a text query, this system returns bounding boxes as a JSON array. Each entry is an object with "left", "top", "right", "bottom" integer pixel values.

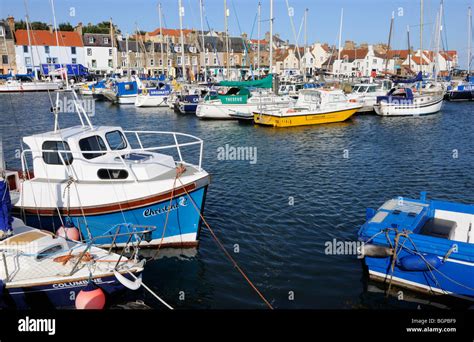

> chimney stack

[
  {"left": 74, "top": 22, "right": 83, "bottom": 36},
  {"left": 6, "top": 16, "right": 15, "bottom": 39}
]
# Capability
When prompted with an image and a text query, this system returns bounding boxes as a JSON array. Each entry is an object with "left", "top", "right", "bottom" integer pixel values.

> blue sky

[{"left": 1, "top": 0, "right": 472, "bottom": 68}]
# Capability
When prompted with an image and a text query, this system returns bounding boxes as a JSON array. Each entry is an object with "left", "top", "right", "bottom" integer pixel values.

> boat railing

[{"left": 20, "top": 131, "right": 204, "bottom": 182}]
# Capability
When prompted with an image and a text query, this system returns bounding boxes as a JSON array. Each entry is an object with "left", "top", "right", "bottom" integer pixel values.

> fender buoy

[
  {"left": 56, "top": 226, "right": 80, "bottom": 241},
  {"left": 75, "top": 281, "right": 106, "bottom": 310},
  {"left": 397, "top": 253, "right": 441, "bottom": 272}
]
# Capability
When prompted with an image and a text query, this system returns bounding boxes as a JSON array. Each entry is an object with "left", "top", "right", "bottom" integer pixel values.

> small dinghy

[
  {"left": 0, "top": 179, "right": 147, "bottom": 309},
  {"left": 358, "top": 192, "right": 474, "bottom": 302}
]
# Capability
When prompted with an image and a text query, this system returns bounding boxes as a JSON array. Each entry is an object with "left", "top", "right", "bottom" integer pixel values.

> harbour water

[{"left": 1, "top": 93, "right": 473, "bottom": 309}]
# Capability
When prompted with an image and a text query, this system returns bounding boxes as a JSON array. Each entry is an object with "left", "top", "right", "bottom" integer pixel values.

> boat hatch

[
  {"left": 36, "top": 244, "right": 64, "bottom": 261},
  {"left": 118, "top": 153, "right": 152, "bottom": 162}
]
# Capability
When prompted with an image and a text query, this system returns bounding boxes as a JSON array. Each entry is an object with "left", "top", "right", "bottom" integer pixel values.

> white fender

[{"left": 114, "top": 270, "right": 143, "bottom": 290}]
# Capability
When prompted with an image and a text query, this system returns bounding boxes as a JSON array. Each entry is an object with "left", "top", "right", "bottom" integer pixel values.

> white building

[
  {"left": 15, "top": 29, "right": 85, "bottom": 76},
  {"left": 333, "top": 45, "right": 392, "bottom": 77},
  {"left": 83, "top": 33, "right": 117, "bottom": 75},
  {"left": 311, "top": 43, "right": 333, "bottom": 69}
]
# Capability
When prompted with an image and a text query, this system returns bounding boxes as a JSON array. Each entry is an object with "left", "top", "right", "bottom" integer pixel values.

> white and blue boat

[
  {"left": 135, "top": 80, "right": 172, "bottom": 107},
  {"left": 358, "top": 192, "right": 474, "bottom": 301},
  {"left": 7, "top": 91, "right": 210, "bottom": 248},
  {"left": 445, "top": 76, "right": 474, "bottom": 101},
  {"left": 0, "top": 178, "right": 146, "bottom": 309},
  {"left": 102, "top": 77, "right": 139, "bottom": 104}
]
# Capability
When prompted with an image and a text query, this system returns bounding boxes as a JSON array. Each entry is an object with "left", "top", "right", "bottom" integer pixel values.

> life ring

[{"left": 142, "top": 88, "right": 148, "bottom": 95}]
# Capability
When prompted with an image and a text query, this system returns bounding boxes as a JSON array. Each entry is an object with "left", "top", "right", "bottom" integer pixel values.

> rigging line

[
  {"left": 176, "top": 177, "right": 274, "bottom": 310},
  {"left": 230, "top": 0, "right": 250, "bottom": 67},
  {"left": 284, "top": 0, "right": 302, "bottom": 60},
  {"left": 204, "top": 16, "right": 221, "bottom": 66}
]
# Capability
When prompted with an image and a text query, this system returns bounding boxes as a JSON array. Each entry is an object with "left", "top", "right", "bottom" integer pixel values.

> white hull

[
  {"left": 374, "top": 96, "right": 443, "bottom": 116},
  {"left": 196, "top": 97, "right": 294, "bottom": 119},
  {"left": 118, "top": 95, "right": 137, "bottom": 104},
  {"left": 135, "top": 94, "right": 169, "bottom": 107},
  {"left": 0, "top": 82, "right": 60, "bottom": 92}
]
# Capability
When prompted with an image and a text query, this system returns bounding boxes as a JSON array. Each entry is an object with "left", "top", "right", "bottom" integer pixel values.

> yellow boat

[{"left": 253, "top": 89, "right": 362, "bottom": 128}]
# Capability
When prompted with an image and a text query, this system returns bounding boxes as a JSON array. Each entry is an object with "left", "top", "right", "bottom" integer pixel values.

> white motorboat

[
  {"left": 0, "top": 79, "right": 60, "bottom": 93},
  {"left": 347, "top": 80, "right": 392, "bottom": 112}
]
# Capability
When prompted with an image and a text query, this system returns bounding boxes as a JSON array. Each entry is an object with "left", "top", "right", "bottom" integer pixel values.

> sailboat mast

[
  {"left": 419, "top": 0, "right": 423, "bottom": 94},
  {"left": 224, "top": 0, "right": 229, "bottom": 80},
  {"left": 126, "top": 33, "right": 130, "bottom": 78},
  {"left": 385, "top": 12, "right": 394, "bottom": 73},
  {"left": 434, "top": 2, "right": 443, "bottom": 82},
  {"left": 257, "top": 1, "right": 261, "bottom": 74},
  {"left": 110, "top": 18, "right": 116, "bottom": 73},
  {"left": 178, "top": 0, "right": 186, "bottom": 81},
  {"left": 303, "top": 8, "right": 308, "bottom": 82},
  {"left": 199, "top": 0, "right": 207, "bottom": 82},
  {"left": 407, "top": 25, "right": 412, "bottom": 73},
  {"left": 337, "top": 8, "right": 343, "bottom": 78},
  {"left": 269, "top": 0, "right": 273, "bottom": 74},
  {"left": 159, "top": 3, "right": 165, "bottom": 76},
  {"left": 468, "top": 6, "right": 472, "bottom": 74},
  {"left": 50, "top": 0, "right": 68, "bottom": 88}
]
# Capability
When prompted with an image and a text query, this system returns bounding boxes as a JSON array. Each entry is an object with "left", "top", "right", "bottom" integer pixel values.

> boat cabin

[
  {"left": 21, "top": 126, "right": 176, "bottom": 182},
  {"left": 295, "top": 89, "right": 349, "bottom": 110}
]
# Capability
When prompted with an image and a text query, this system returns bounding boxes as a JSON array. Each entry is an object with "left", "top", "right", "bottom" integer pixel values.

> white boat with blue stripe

[{"left": 7, "top": 91, "right": 210, "bottom": 248}]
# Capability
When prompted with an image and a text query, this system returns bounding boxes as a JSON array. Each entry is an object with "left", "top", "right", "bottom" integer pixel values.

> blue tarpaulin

[{"left": 0, "top": 180, "right": 13, "bottom": 233}]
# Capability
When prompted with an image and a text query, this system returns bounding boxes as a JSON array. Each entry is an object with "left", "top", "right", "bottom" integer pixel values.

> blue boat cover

[
  {"left": 376, "top": 88, "right": 414, "bottom": 104},
  {"left": 0, "top": 180, "right": 13, "bottom": 233},
  {"left": 393, "top": 71, "right": 422, "bottom": 84}
]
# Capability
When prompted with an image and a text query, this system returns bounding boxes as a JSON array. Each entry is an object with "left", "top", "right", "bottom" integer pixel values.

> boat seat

[{"left": 419, "top": 218, "right": 456, "bottom": 240}]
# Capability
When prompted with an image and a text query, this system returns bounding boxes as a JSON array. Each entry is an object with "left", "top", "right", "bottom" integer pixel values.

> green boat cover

[{"left": 218, "top": 74, "right": 273, "bottom": 89}]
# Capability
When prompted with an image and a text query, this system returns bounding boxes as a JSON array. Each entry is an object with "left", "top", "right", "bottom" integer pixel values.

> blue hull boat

[{"left": 358, "top": 193, "right": 474, "bottom": 301}]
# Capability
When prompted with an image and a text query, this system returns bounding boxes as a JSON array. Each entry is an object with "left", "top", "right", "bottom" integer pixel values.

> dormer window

[
  {"left": 42, "top": 141, "right": 73, "bottom": 165},
  {"left": 79, "top": 135, "right": 107, "bottom": 159}
]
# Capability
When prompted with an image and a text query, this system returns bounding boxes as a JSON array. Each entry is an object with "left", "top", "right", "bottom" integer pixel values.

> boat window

[
  {"left": 97, "top": 169, "right": 129, "bottom": 180},
  {"left": 367, "top": 86, "right": 377, "bottom": 93},
  {"left": 79, "top": 135, "right": 107, "bottom": 160},
  {"left": 42, "top": 141, "right": 73, "bottom": 165},
  {"left": 106, "top": 130, "right": 127, "bottom": 150},
  {"left": 36, "top": 244, "right": 64, "bottom": 261}
]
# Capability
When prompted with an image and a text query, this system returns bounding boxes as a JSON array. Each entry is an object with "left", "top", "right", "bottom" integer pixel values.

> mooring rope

[{"left": 176, "top": 177, "right": 274, "bottom": 310}]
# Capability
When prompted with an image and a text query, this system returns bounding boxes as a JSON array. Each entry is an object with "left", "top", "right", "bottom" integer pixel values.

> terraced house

[{"left": 0, "top": 17, "right": 17, "bottom": 74}]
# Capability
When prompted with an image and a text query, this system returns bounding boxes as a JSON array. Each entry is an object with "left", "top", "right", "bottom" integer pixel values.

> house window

[
  {"left": 192, "top": 56, "right": 197, "bottom": 66},
  {"left": 2, "top": 55, "right": 8, "bottom": 64},
  {"left": 109, "top": 49, "right": 112, "bottom": 56},
  {"left": 205, "top": 57, "right": 209, "bottom": 65},
  {"left": 213, "top": 57, "right": 217, "bottom": 65},
  {"left": 92, "top": 60, "right": 97, "bottom": 68},
  {"left": 23, "top": 45, "right": 28, "bottom": 53},
  {"left": 167, "top": 59, "right": 172, "bottom": 66},
  {"left": 45, "top": 46, "right": 50, "bottom": 54},
  {"left": 42, "top": 141, "right": 73, "bottom": 165},
  {"left": 79, "top": 135, "right": 107, "bottom": 160},
  {"left": 0, "top": 26, "right": 4, "bottom": 37},
  {"left": 108, "top": 59, "right": 113, "bottom": 67},
  {"left": 122, "top": 60, "right": 126, "bottom": 67},
  {"left": 150, "top": 59, "right": 154, "bottom": 66},
  {"left": 121, "top": 51, "right": 126, "bottom": 57},
  {"left": 72, "top": 58, "right": 77, "bottom": 64},
  {"left": 185, "top": 56, "right": 189, "bottom": 65},
  {"left": 89, "top": 37, "right": 94, "bottom": 44},
  {"left": 159, "top": 59, "right": 163, "bottom": 66},
  {"left": 373, "top": 59, "right": 377, "bottom": 64},
  {"left": 230, "top": 57, "right": 235, "bottom": 66},
  {"left": 87, "top": 48, "right": 92, "bottom": 56},
  {"left": 135, "top": 52, "right": 140, "bottom": 57},
  {"left": 71, "top": 47, "right": 76, "bottom": 55},
  {"left": 104, "top": 37, "right": 109, "bottom": 44},
  {"left": 177, "top": 56, "right": 182, "bottom": 65},
  {"left": 46, "top": 57, "right": 52, "bottom": 63}
]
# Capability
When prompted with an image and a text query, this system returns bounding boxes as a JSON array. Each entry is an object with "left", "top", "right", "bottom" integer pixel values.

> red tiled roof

[
  {"left": 148, "top": 28, "right": 193, "bottom": 37},
  {"left": 386, "top": 49, "right": 410, "bottom": 59},
  {"left": 412, "top": 56, "right": 428, "bottom": 65},
  {"left": 339, "top": 48, "right": 368, "bottom": 61},
  {"left": 15, "top": 29, "right": 83, "bottom": 47}
]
